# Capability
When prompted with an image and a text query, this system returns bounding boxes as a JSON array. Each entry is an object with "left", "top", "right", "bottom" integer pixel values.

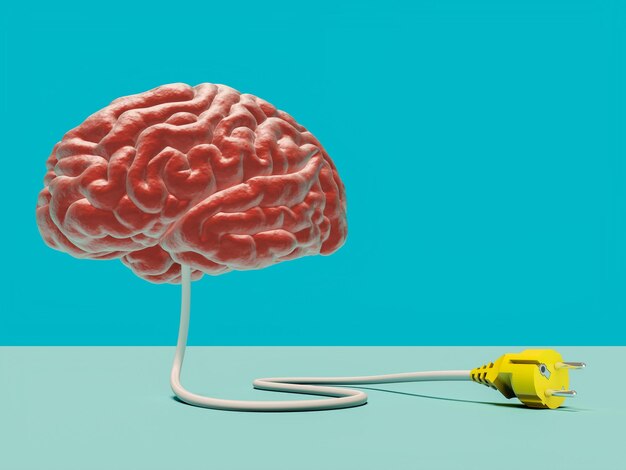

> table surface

[{"left": 1, "top": 346, "right": 623, "bottom": 470}]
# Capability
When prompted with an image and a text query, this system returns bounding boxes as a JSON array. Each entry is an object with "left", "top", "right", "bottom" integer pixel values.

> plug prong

[
  {"left": 555, "top": 361, "right": 586, "bottom": 370},
  {"left": 546, "top": 389, "right": 576, "bottom": 397}
]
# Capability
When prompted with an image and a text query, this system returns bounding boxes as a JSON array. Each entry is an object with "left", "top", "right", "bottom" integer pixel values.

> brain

[{"left": 36, "top": 83, "right": 347, "bottom": 283}]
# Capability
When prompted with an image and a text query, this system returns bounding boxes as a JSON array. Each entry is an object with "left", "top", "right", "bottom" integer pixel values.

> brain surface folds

[{"left": 36, "top": 83, "right": 347, "bottom": 283}]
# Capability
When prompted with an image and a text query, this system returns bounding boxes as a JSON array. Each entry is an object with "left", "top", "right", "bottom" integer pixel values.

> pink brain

[{"left": 36, "top": 83, "right": 347, "bottom": 283}]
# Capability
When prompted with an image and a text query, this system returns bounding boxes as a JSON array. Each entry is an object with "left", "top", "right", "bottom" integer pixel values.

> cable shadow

[
  {"left": 170, "top": 389, "right": 584, "bottom": 413},
  {"left": 352, "top": 386, "right": 583, "bottom": 412}
]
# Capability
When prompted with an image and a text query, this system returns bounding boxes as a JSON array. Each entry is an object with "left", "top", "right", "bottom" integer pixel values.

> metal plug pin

[
  {"left": 555, "top": 361, "right": 586, "bottom": 370},
  {"left": 546, "top": 389, "right": 577, "bottom": 397}
]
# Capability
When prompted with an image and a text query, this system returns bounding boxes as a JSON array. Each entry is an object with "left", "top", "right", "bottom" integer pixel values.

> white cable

[{"left": 170, "top": 265, "right": 471, "bottom": 411}]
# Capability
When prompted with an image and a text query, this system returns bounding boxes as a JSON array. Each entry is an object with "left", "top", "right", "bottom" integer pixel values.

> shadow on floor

[
  {"left": 352, "top": 386, "right": 583, "bottom": 412},
  {"left": 171, "top": 387, "right": 584, "bottom": 412}
]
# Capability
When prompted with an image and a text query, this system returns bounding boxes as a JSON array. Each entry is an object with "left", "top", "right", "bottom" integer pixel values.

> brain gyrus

[{"left": 36, "top": 83, "right": 347, "bottom": 283}]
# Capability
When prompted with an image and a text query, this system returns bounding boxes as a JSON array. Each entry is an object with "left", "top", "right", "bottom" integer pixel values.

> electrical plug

[{"left": 470, "top": 349, "right": 585, "bottom": 409}]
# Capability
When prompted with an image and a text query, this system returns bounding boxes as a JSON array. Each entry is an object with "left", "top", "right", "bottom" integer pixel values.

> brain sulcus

[{"left": 36, "top": 83, "right": 347, "bottom": 283}]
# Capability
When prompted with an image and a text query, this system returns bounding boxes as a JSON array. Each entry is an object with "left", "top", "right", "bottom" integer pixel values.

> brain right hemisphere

[{"left": 36, "top": 83, "right": 347, "bottom": 283}]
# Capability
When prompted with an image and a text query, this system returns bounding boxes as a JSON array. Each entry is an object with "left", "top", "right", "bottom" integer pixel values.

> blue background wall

[{"left": 1, "top": 0, "right": 624, "bottom": 345}]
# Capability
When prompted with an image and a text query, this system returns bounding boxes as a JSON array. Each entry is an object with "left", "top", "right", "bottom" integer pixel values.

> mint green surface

[{"left": 1, "top": 347, "right": 622, "bottom": 469}]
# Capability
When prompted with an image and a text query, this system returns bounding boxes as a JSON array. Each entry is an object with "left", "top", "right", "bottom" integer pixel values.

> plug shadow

[{"left": 351, "top": 386, "right": 583, "bottom": 412}]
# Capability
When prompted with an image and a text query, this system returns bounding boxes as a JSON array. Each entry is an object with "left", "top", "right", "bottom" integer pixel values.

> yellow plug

[{"left": 470, "top": 349, "right": 585, "bottom": 409}]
